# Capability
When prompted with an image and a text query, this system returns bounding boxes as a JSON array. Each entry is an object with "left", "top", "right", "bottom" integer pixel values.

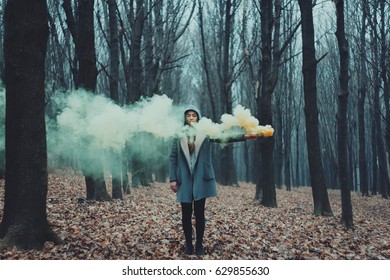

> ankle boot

[
  {"left": 196, "top": 243, "right": 203, "bottom": 256},
  {"left": 184, "top": 243, "right": 194, "bottom": 255}
]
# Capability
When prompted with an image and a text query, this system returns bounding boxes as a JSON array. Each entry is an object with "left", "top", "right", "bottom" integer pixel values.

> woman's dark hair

[{"left": 184, "top": 109, "right": 199, "bottom": 125}]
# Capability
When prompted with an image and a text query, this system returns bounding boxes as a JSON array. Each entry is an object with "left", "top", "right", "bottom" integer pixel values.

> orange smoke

[{"left": 193, "top": 105, "right": 274, "bottom": 139}]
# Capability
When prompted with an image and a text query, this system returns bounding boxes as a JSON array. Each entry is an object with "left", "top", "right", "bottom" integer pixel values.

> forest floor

[{"left": 0, "top": 169, "right": 389, "bottom": 260}]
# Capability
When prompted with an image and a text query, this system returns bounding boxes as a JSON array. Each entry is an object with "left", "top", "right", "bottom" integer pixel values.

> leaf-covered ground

[{"left": 0, "top": 169, "right": 389, "bottom": 260}]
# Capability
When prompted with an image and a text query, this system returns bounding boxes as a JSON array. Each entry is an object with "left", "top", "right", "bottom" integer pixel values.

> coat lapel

[
  {"left": 180, "top": 136, "right": 191, "bottom": 171},
  {"left": 180, "top": 131, "right": 206, "bottom": 173},
  {"left": 194, "top": 131, "right": 206, "bottom": 161}
]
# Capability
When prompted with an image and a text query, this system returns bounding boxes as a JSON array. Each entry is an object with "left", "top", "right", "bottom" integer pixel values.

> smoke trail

[{"left": 0, "top": 86, "right": 273, "bottom": 176}]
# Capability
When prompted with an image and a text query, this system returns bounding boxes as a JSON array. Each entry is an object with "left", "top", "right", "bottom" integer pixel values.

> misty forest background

[{"left": 0, "top": 0, "right": 389, "bottom": 257}]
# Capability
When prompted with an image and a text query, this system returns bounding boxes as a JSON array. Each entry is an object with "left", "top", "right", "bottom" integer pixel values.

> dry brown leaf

[{"left": 0, "top": 170, "right": 389, "bottom": 260}]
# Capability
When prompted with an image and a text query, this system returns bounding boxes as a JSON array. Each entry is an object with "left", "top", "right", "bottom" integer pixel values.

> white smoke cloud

[
  {"left": 56, "top": 90, "right": 135, "bottom": 151},
  {"left": 0, "top": 87, "right": 273, "bottom": 176}
]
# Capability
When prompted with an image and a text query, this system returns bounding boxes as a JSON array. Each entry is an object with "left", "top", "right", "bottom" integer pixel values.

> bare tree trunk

[
  {"left": 0, "top": 0, "right": 5, "bottom": 179},
  {"left": 144, "top": 1, "right": 163, "bottom": 182},
  {"left": 47, "top": 10, "right": 68, "bottom": 90},
  {"left": 284, "top": 7, "right": 294, "bottom": 191},
  {"left": 119, "top": 28, "right": 131, "bottom": 104},
  {"left": 63, "top": 0, "right": 111, "bottom": 201},
  {"left": 0, "top": 0, "right": 63, "bottom": 249},
  {"left": 150, "top": 0, "right": 162, "bottom": 95},
  {"left": 335, "top": 0, "right": 353, "bottom": 228},
  {"left": 219, "top": 0, "right": 238, "bottom": 187},
  {"left": 372, "top": 117, "right": 378, "bottom": 195},
  {"left": 379, "top": 0, "right": 390, "bottom": 198},
  {"left": 108, "top": 0, "right": 119, "bottom": 104},
  {"left": 0, "top": 0, "right": 4, "bottom": 82},
  {"left": 298, "top": 0, "right": 332, "bottom": 216},
  {"left": 129, "top": 0, "right": 150, "bottom": 188},
  {"left": 358, "top": 0, "right": 369, "bottom": 196},
  {"left": 255, "top": 0, "right": 299, "bottom": 202},
  {"left": 129, "top": 0, "right": 144, "bottom": 104},
  {"left": 273, "top": 0, "right": 284, "bottom": 190},
  {"left": 284, "top": 53, "right": 292, "bottom": 191},
  {"left": 108, "top": 0, "right": 123, "bottom": 199},
  {"left": 119, "top": 60, "right": 131, "bottom": 194},
  {"left": 274, "top": 91, "right": 283, "bottom": 188},
  {"left": 122, "top": 145, "right": 130, "bottom": 194},
  {"left": 295, "top": 122, "right": 300, "bottom": 187},
  {"left": 256, "top": 0, "right": 276, "bottom": 207},
  {"left": 143, "top": 0, "right": 154, "bottom": 97},
  {"left": 371, "top": 3, "right": 388, "bottom": 198},
  {"left": 198, "top": 0, "right": 217, "bottom": 121}
]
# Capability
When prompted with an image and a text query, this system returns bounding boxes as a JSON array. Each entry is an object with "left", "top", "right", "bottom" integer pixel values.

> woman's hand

[
  {"left": 244, "top": 134, "right": 261, "bottom": 140},
  {"left": 170, "top": 181, "right": 178, "bottom": 193}
]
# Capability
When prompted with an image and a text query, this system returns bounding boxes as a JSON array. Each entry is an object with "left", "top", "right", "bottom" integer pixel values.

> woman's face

[{"left": 186, "top": 110, "right": 198, "bottom": 125}]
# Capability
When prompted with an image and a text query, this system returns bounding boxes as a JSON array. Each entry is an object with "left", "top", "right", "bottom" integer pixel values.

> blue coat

[{"left": 169, "top": 131, "right": 217, "bottom": 203}]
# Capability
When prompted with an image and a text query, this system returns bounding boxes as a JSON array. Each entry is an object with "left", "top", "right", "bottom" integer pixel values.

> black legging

[{"left": 181, "top": 198, "right": 206, "bottom": 247}]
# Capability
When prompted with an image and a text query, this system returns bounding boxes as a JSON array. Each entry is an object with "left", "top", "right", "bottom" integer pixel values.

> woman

[{"left": 169, "top": 105, "right": 256, "bottom": 256}]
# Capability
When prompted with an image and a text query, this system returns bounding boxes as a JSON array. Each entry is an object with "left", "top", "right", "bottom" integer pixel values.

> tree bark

[
  {"left": 122, "top": 145, "right": 131, "bottom": 194},
  {"left": 371, "top": 117, "right": 378, "bottom": 195},
  {"left": 335, "top": 0, "right": 353, "bottom": 228},
  {"left": 370, "top": 3, "right": 388, "bottom": 198},
  {"left": 0, "top": 0, "right": 63, "bottom": 250},
  {"left": 108, "top": 0, "right": 123, "bottom": 199},
  {"left": 128, "top": 0, "right": 150, "bottom": 188},
  {"left": 63, "top": 0, "right": 111, "bottom": 201},
  {"left": 198, "top": 0, "right": 217, "bottom": 121},
  {"left": 129, "top": 0, "right": 144, "bottom": 104},
  {"left": 274, "top": 91, "right": 283, "bottom": 188},
  {"left": 379, "top": 0, "right": 390, "bottom": 198},
  {"left": 358, "top": 0, "right": 368, "bottom": 196},
  {"left": 298, "top": 0, "right": 333, "bottom": 216},
  {"left": 255, "top": 0, "right": 276, "bottom": 207},
  {"left": 143, "top": 0, "right": 154, "bottom": 98},
  {"left": 219, "top": 0, "right": 238, "bottom": 187},
  {"left": 273, "top": 0, "right": 283, "bottom": 190}
]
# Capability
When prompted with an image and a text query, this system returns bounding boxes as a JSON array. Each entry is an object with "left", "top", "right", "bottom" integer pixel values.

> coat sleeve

[
  {"left": 169, "top": 138, "right": 178, "bottom": 182},
  {"left": 210, "top": 133, "right": 246, "bottom": 143}
]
